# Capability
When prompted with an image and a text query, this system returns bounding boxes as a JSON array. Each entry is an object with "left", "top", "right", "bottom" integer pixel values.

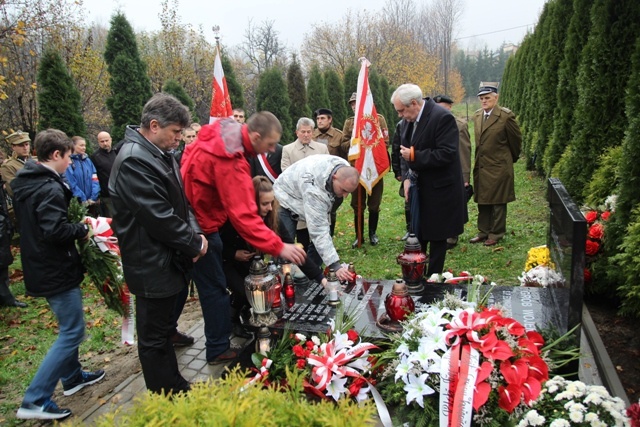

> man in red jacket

[{"left": 181, "top": 112, "right": 305, "bottom": 364}]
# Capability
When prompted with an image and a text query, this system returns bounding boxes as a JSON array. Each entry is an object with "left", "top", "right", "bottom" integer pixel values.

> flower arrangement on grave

[
  {"left": 524, "top": 245, "right": 555, "bottom": 272},
  {"left": 375, "top": 278, "right": 563, "bottom": 427},
  {"left": 519, "top": 246, "right": 564, "bottom": 288},
  {"left": 628, "top": 399, "right": 640, "bottom": 427},
  {"left": 582, "top": 205, "right": 613, "bottom": 289},
  {"left": 247, "top": 315, "right": 379, "bottom": 403},
  {"left": 68, "top": 198, "right": 129, "bottom": 316},
  {"left": 517, "top": 376, "right": 631, "bottom": 427},
  {"left": 427, "top": 270, "right": 495, "bottom": 286}
]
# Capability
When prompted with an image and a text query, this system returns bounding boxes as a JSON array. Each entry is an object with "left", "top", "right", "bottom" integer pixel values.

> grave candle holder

[
  {"left": 396, "top": 233, "right": 426, "bottom": 294},
  {"left": 326, "top": 269, "right": 340, "bottom": 306},
  {"left": 244, "top": 256, "right": 277, "bottom": 327}
]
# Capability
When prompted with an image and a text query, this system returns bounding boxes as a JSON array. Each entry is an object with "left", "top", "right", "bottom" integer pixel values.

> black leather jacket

[
  {"left": 109, "top": 126, "right": 203, "bottom": 298},
  {"left": 11, "top": 162, "right": 87, "bottom": 297}
]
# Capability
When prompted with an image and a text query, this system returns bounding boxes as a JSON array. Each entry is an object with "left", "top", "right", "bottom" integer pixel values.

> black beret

[
  {"left": 314, "top": 108, "right": 333, "bottom": 117},
  {"left": 433, "top": 94, "right": 453, "bottom": 104}
]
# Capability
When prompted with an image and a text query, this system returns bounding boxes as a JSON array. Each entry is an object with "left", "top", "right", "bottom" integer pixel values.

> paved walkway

[{"left": 79, "top": 319, "right": 251, "bottom": 425}]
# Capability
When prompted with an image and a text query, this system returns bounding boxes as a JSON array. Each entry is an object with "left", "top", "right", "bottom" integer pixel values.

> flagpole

[{"left": 212, "top": 25, "right": 221, "bottom": 55}]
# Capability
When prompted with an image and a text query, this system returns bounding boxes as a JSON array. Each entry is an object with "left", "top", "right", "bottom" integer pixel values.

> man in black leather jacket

[{"left": 109, "top": 93, "right": 207, "bottom": 395}]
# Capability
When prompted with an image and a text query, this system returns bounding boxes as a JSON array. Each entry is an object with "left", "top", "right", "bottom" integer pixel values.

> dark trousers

[
  {"left": 424, "top": 240, "right": 447, "bottom": 277},
  {"left": 191, "top": 232, "right": 231, "bottom": 361},
  {"left": 0, "top": 266, "right": 17, "bottom": 305},
  {"left": 136, "top": 294, "right": 190, "bottom": 395},
  {"left": 477, "top": 203, "right": 507, "bottom": 241}
]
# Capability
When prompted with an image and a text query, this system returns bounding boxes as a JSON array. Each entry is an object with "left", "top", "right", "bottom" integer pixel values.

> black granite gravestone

[
  {"left": 547, "top": 178, "right": 587, "bottom": 338},
  {"left": 269, "top": 280, "right": 570, "bottom": 339}
]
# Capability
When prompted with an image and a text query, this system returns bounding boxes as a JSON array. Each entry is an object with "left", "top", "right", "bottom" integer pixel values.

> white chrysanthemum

[
  {"left": 311, "top": 336, "right": 321, "bottom": 346},
  {"left": 583, "top": 392, "right": 603, "bottom": 405},
  {"left": 549, "top": 419, "right": 570, "bottom": 427},
  {"left": 584, "top": 412, "right": 599, "bottom": 423},
  {"left": 524, "top": 409, "right": 545, "bottom": 426},
  {"left": 569, "top": 410, "right": 584, "bottom": 423},
  {"left": 295, "top": 333, "right": 307, "bottom": 342}
]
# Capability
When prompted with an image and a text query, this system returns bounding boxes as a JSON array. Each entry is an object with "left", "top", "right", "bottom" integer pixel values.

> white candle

[{"left": 329, "top": 289, "right": 338, "bottom": 301}]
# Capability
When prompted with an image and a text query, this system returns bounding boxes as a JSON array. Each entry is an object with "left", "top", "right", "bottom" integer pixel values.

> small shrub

[
  {"left": 611, "top": 207, "right": 640, "bottom": 318},
  {"left": 75, "top": 367, "right": 376, "bottom": 427}
]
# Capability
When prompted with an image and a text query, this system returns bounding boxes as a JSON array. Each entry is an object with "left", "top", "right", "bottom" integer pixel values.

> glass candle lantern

[
  {"left": 326, "top": 269, "right": 340, "bottom": 306},
  {"left": 396, "top": 233, "right": 426, "bottom": 294},
  {"left": 283, "top": 272, "right": 295, "bottom": 308},
  {"left": 267, "top": 260, "right": 282, "bottom": 314},
  {"left": 256, "top": 326, "right": 272, "bottom": 356},
  {"left": 384, "top": 279, "right": 415, "bottom": 322},
  {"left": 244, "top": 256, "right": 277, "bottom": 326}
]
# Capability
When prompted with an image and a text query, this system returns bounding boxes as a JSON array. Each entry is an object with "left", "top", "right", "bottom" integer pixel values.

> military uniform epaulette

[{"left": 499, "top": 106, "right": 512, "bottom": 114}]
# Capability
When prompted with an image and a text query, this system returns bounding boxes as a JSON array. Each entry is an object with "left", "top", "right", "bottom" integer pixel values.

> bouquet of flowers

[
  {"left": 249, "top": 318, "right": 378, "bottom": 403},
  {"left": 524, "top": 245, "right": 555, "bottom": 272},
  {"left": 377, "top": 290, "right": 552, "bottom": 427},
  {"left": 582, "top": 206, "right": 612, "bottom": 289},
  {"left": 68, "top": 198, "right": 128, "bottom": 316},
  {"left": 427, "top": 270, "right": 495, "bottom": 286},
  {"left": 519, "top": 265, "right": 565, "bottom": 288},
  {"left": 518, "top": 376, "right": 630, "bottom": 426}
]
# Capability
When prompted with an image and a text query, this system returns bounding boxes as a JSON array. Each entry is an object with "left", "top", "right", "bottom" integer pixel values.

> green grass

[{"left": 332, "top": 117, "right": 547, "bottom": 285}]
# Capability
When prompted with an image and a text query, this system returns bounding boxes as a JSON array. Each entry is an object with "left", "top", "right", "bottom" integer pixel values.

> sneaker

[
  {"left": 16, "top": 399, "right": 72, "bottom": 420},
  {"left": 63, "top": 369, "right": 106, "bottom": 396},
  {"left": 171, "top": 330, "right": 195, "bottom": 347},
  {"left": 207, "top": 348, "right": 238, "bottom": 365}
]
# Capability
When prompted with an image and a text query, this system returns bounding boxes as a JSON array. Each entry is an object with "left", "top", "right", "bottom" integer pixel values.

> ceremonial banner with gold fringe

[{"left": 347, "top": 57, "right": 390, "bottom": 195}]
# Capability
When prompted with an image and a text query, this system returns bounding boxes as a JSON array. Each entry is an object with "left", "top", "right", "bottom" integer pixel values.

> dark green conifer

[{"left": 256, "top": 68, "right": 292, "bottom": 143}]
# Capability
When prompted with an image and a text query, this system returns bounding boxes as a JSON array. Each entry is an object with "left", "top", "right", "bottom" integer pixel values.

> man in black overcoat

[{"left": 392, "top": 83, "right": 466, "bottom": 276}]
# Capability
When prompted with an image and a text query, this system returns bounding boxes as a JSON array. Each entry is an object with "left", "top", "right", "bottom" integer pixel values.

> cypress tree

[
  {"left": 287, "top": 55, "right": 310, "bottom": 123},
  {"left": 323, "top": 69, "right": 346, "bottom": 130},
  {"left": 256, "top": 67, "right": 292, "bottom": 143},
  {"left": 607, "top": 38, "right": 640, "bottom": 259},
  {"left": 534, "top": 0, "right": 573, "bottom": 174},
  {"left": 545, "top": 0, "right": 594, "bottom": 175},
  {"left": 343, "top": 64, "right": 359, "bottom": 108},
  {"left": 104, "top": 12, "right": 152, "bottom": 142},
  {"left": 37, "top": 48, "right": 86, "bottom": 137},
  {"left": 221, "top": 53, "right": 244, "bottom": 110},
  {"left": 558, "top": 0, "right": 640, "bottom": 201},
  {"left": 162, "top": 79, "right": 198, "bottom": 122},
  {"left": 306, "top": 64, "right": 329, "bottom": 115}
]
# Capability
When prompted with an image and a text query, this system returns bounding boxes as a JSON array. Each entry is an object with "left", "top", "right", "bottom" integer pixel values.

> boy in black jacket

[{"left": 11, "top": 129, "right": 105, "bottom": 421}]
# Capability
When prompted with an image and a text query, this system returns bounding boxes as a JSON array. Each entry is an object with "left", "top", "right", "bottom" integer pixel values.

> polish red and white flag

[{"left": 209, "top": 47, "right": 233, "bottom": 123}]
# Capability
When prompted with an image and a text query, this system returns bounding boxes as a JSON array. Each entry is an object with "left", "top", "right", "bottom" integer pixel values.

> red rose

[
  {"left": 347, "top": 329, "right": 359, "bottom": 342},
  {"left": 296, "top": 359, "right": 306, "bottom": 369},
  {"left": 601, "top": 211, "right": 611, "bottom": 221},
  {"left": 348, "top": 377, "right": 367, "bottom": 396},
  {"left": 584, "top": 268, "right": 592, "bottom": 283},
  {"left": 292, "top": 344, "right": 305, "bottom": 358},
  {"left": 584, "top": 210, "right": 598, "bottom": 225},
  {"left": 585, "top": 240, "right": 600, "bottom": 256},
  {"left": 627, "top": 402, "right": 640, "bottom": 427},
  {"left": 305, "top": 340, "right": 315, "bottom": 351},
  {"left": 588, "top": 223, "right": 604, "bottom": 240}
]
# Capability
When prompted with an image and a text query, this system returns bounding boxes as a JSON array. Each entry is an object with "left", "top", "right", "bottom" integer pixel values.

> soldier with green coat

[{"left": 470, "top": 82, "right": 522, "bottom": 247}]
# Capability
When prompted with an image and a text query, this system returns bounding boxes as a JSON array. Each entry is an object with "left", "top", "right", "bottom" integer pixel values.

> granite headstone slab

[{"left": 270, "top": 280, "right": 569, "bottom": 339}]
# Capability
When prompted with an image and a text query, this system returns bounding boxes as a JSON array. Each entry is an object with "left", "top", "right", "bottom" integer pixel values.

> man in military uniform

[
  {"left": 341, "top": 92, "right": 388, "bottom": 247},
  {"left": 313, "top": 108, "right": 344, "bottom": 236},
  {"left": 1, "top": 131, "right": 35, "bottom": 198},
  {"left": 434, "top": 95, "right": 472, "bottom": 249},
  {"left": 470, "top": 82, "right": 522, "bottom": 247}
]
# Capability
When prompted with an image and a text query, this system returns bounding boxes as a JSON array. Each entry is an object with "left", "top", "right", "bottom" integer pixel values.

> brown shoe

[
  {"left": 207, "top": 348, "right": 238, "bottom": 365},
  {"left": 484, "top": 239, "right": 498, "bottom": 247},
  {"left": 469, "top": 236, "right": 487, "bottom": 244},
  {"left": 171, "top": 331, "right": 195, "bottom": 347}
]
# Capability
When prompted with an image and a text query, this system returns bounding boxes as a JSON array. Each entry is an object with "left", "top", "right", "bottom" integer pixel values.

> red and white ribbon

[
  {"left": 85, "top": 216, "right": 119, "bottom": 255},
  {"left": 242, "top": 358, "right": 273, "bottom": 391}
]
